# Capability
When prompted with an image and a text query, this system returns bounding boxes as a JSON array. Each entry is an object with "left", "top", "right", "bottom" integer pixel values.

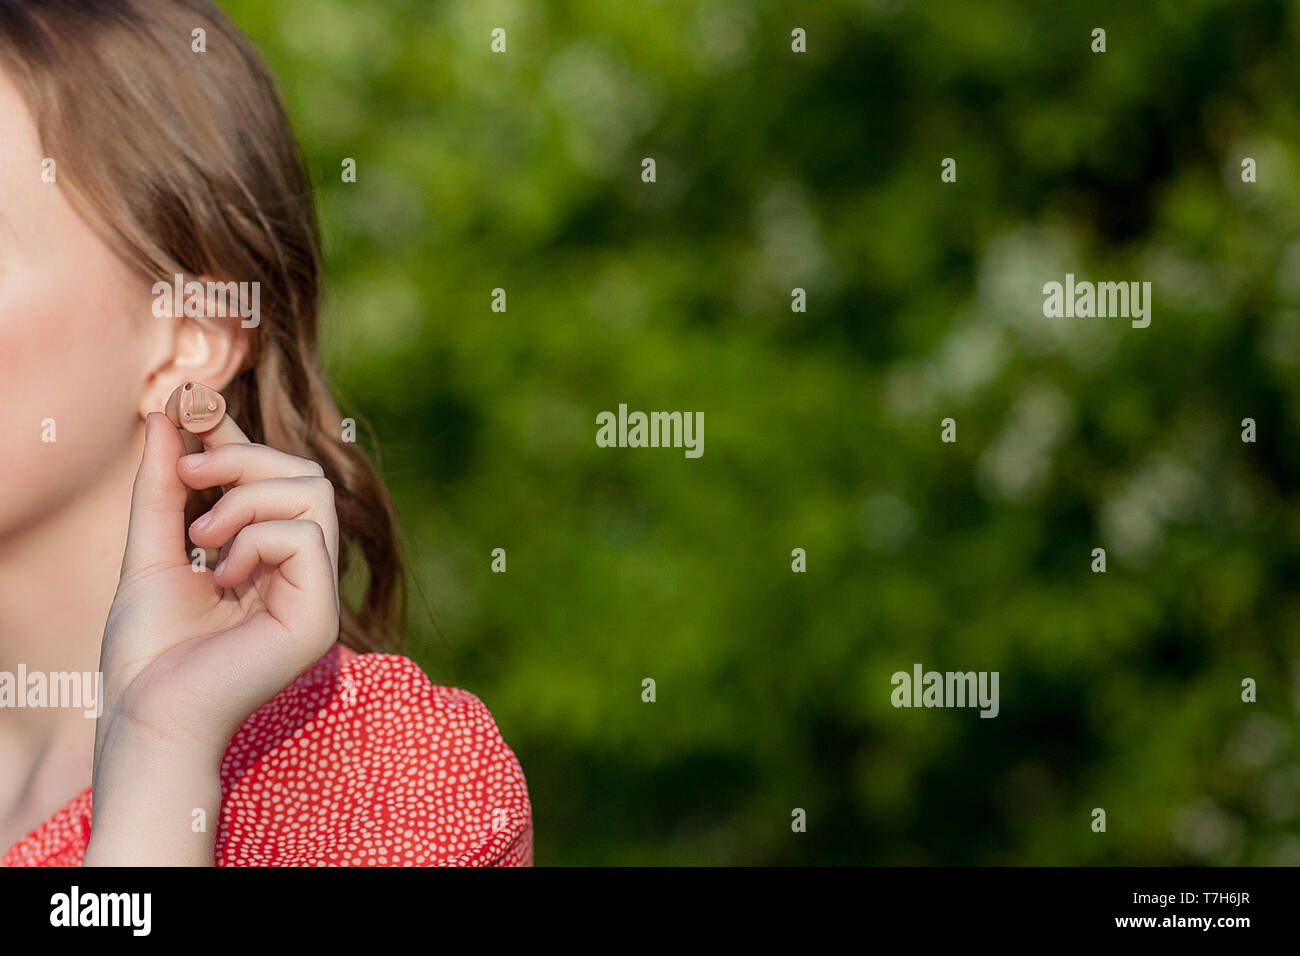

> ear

[{"left": 138, "top": 275, "right": 255, "bottom": 417}]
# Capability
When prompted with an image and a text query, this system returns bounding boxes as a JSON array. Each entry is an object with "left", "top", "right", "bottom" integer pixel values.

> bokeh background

[{"left": 220, "top": 0, "right": 1300, "bottom": 864}]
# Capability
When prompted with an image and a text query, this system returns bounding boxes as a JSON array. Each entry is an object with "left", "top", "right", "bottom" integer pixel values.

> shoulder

[{"left": 215, "top": 643, "right": 532, "bottom": 866}]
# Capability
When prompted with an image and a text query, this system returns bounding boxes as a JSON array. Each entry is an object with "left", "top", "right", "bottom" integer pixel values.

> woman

[{"left": 0, "top": 0, "right": 532, "bottom": 865}]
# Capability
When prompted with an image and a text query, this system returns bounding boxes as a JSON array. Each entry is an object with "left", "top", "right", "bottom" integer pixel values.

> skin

[{"left": 0, "top": 67, "right": 341, "bottom": 864}]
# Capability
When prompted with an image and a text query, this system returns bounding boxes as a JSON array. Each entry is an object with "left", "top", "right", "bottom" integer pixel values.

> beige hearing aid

[
  {"left": 163, "top": 382, "right": 250, "bottom": 561},
  {"left": 163, "top": 381, "right": 249, "bottom": 452}
]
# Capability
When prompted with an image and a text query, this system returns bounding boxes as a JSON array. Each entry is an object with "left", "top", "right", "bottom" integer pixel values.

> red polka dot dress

[{"left": 0, "top": 644, "right": 533, "bottom": 866}]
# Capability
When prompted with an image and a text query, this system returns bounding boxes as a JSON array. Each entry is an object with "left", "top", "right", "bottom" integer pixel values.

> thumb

[{"left": 120, "top": 411, "right": 190, "bottom": 576}]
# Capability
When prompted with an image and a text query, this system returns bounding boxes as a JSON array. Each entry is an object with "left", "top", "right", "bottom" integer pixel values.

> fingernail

[
  {"left": 181, "top": 452, "right": 208, "bottom": 467},
  {"left": 213, "top": 558, "right": 227, "bottom": 576},
  {"left": 190, "top": 512, "right": 213, "bottom": 531}
]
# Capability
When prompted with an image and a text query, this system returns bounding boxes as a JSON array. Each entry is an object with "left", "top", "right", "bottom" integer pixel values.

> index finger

[{"left": 164, "top": 381, "right": 249, "bottom": 449}]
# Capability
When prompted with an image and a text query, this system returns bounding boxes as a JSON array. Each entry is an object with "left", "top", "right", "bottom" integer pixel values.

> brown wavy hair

[{"left": 0, "top": 0, "right": 406, "bottom": 653}]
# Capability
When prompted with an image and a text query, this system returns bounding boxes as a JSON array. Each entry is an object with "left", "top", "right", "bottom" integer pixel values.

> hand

[
  {"left": 99, "top": 405, "right": 341, "bottom": 755},
  {"left": 85, "top": 388, "right": 340, "bottom": 865}
]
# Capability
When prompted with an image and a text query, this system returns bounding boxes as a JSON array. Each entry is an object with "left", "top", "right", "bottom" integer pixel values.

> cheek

[{"left": 0, "top": 225, "right": 150, "bottom": 533}]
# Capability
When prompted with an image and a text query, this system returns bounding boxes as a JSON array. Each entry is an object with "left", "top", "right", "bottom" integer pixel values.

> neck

[{"left": 0, "top": 430, "right": 143, "bottom": 781}]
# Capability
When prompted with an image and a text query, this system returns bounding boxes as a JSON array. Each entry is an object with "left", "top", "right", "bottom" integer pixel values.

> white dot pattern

[{"left": 0, "top": 644, "right": 533, "bottom": 867}]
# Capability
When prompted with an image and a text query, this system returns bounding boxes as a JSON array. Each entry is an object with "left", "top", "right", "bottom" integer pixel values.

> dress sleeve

[{"left": 215, "top": 647, "right": 533, "bottom": 866}]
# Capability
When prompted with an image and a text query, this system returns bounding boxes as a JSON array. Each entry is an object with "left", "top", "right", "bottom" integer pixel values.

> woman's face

[{"left": 0, "top": 67, "right": 157, "bottom": 540}]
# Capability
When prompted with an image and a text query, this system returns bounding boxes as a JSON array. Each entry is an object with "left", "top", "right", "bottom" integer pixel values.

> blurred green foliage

[{"left": 221, "top": 0, "right": 1300, "bottom": 864}]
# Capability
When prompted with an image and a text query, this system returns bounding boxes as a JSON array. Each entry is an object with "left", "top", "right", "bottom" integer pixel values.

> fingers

[
  {"left": 187, "top": 475, "right": 340, "bottom": 578},
  {"left": 121, "top": 381, "right": 246, "bottom": 578},
  {"left": 178, "top": 441, "right": 327, "bottom": 523},
  {"left": 173, "top": 395, "right": 340, "bottom": 595},
  {"left": 192, "top": 413, "right": 250, "bottom": 449},
  {"left": 163, "top": 381, "right": 340, "bottom": 628},
  {"left": 121, "top": 412, "right": 191, "bottom": 576},
  {"left": 212, "top": 519, "right": 340, "bottom": 627},
  {"left": 178, "top": 441, "right": 325, "bottom": 489}
]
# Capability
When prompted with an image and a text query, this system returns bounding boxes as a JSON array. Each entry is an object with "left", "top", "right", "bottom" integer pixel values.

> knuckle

[
  {"left": 311, "top": 476, "right": 336, "bottom": 505},
  {"left": 289, "top": 475, "right": 334, "bottom": 513},
  {"left": 293, "top": 517, "right": 327, "bottom": 544},
  {"left": 218, "top": 482, "right": 247, "bottom": 506},
  {"left": 226, "top": 528, "right": 251, "bottom": 558}
]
